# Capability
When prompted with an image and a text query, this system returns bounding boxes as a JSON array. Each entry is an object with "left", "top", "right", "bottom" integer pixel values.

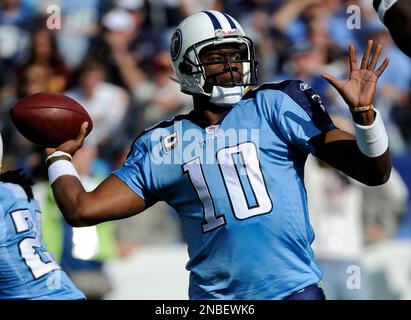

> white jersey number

[
  {"left": 184, "top": 142, "right": 272, "bottom": 232},
  {"left": 11, "top": 209, "right": 60, "bottom": 279}
]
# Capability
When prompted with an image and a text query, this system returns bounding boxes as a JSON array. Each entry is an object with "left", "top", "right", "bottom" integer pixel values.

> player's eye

[
  {"left": 230, "top": 54, "right": 241, "bottom": 61},
  {"left": 207, "top": 55, "right": 225, "bottom": 63}
]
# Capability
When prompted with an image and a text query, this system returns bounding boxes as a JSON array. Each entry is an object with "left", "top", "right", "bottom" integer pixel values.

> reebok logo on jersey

[{"left": 299, "top": 82, "right": 311, "bottom": 91}]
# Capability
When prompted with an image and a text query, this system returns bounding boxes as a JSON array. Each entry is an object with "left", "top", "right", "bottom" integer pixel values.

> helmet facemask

[
  {"left": 177, "top": 35, "right": 258, "bottom": 97},
  {"left": 170, "top": 10, "right": 259, "bottom": 107}
]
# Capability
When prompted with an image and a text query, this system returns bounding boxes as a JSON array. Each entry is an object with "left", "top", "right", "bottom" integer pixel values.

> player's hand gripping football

[
  {"left": 44, "top": 122, "right": 89, "bottom": 159},
  {"left": 321, "top": 40, "right": 389, "bottom": 110}
]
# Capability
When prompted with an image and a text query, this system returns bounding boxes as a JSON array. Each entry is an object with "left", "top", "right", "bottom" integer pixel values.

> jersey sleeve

[
  {"left": 258, "top": 80, "right": 336, "bottom": 155},
  {"left": 0, "top": 206, "right": 6, "bottom": 245},
  {"left": 112, "top": 139, "right": 159, "bottom": 207},
  {"left": 0, "top": 186, "right": 12, "bottom": 245}
]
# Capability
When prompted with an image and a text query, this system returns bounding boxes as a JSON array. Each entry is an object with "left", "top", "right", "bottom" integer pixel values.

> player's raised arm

[
  {"left": 44, "top": 122, "right": 147, "bottom": 227},
  {"left": 309, "top": 40, "right": 391, "bottom": 186}
]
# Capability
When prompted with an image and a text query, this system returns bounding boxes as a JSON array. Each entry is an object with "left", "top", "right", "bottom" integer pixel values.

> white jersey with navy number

[
  {"left": 114, "top": 80, "right": 336, "bottom": 299},
  {"left": 0, "top": 182, "right": 85, "bottom": 300}
]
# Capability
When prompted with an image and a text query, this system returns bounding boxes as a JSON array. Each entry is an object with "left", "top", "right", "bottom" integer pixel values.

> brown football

[{"left": 10, "top": 92, "right": 93, "bottom": 147}]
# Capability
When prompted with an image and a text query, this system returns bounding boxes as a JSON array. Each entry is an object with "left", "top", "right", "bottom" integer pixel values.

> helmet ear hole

[{"left": 179, "top": 61, "right": 193, "bottom": 75}]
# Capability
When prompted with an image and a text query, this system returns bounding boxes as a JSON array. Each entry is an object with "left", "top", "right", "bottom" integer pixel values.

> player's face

[{"left": 199, "top": 46, "right": 243, "bottom": 88}]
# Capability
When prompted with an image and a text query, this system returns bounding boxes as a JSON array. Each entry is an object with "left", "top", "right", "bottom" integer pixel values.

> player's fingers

[
  {"left": 75, "top": 122, "right": 89, "bottom": 143},
  {"left": 349, "top": 44, "right": 358, "bottom": 72},
  {"left": 368, "top": 43, "right": 383, "bottom": 71},
  {"left": 360, "top": 40, "right": 373, "bottom": 69},
  {"left": 321, "top": 73, "right": 343, "bottom": 91},
  {"left": 44, "top": 147, "right": 56, "bottom": 157},
  {"left": 375, "top": 57, "right": 390, "bottom": 77}
]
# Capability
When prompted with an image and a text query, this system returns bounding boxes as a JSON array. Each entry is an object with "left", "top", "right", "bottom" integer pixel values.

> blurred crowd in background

[{"left": 1, "top": 0, "right": 411, "bottom": 299}]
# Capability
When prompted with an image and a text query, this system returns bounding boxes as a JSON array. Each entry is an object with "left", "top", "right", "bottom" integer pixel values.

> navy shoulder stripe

[
  {"left": 138, "top": 113, "right": 188, "bottom": 139},
  {"left": 243, "top": 80, "right": 334, "bottom": 131},
  {"left": 242, "top": 80, "right": 295, "bottom": 99},
  {"left": 125, "top": 113, "right": 189, "bottom": 158}
]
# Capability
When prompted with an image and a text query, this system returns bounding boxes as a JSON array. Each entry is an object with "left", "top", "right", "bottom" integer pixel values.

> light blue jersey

[
  {"left": 114, "top": 80, "right": 336, "bottom": 299},
  {"left": 0, "top": 182, "right": 85, "bottom": 300}
]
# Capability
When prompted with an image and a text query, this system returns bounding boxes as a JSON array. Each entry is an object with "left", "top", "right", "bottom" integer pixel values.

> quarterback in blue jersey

[
  {"left": 0, "top": 134, "right": 85, "bottom": 299},
  {"left": 43, "top": 11, "right": 391, "bottom": 300}
]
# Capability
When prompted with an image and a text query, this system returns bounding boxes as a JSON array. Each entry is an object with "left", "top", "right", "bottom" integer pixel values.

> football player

[
  {"left": 43, "top": 11, "right": 390, "bottom": 299},
  {"left": 373, "top": 0, "right": 411, "bottom": 57},
  {"left": 0, "top": 133, "right": 85, "bottom": 299}
]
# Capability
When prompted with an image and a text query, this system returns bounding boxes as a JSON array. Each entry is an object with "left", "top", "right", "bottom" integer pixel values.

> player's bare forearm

[
  {"left": 44, "top": 122, "right": 147, "bottom": 227},
  {"left": 50, "top": 174, "right": 147, "bottom": 227},
  {"left": 50, "top": 175, "right": 89, "bottom": 226},
  {"left": 310, "top": 129, "right": 391, "bottom": 186},
  {"left": 351, "top": 108, "right": 376, "bottom": 126},
  {"left": 317, "top": 40, "right": 392, "bottom": 184}
]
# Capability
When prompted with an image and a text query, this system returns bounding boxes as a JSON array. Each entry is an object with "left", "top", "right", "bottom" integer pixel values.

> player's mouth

[
  {"left": 219, "top": 79, "right": 242, "bottom": 86},
  {"left": 218, "top": 74, "right": 242, "bottom": 86}
]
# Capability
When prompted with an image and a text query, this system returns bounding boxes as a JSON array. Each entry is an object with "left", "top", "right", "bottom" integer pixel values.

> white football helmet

[{"left": 170, "top": 10, "right": 258, "bottom": 97}]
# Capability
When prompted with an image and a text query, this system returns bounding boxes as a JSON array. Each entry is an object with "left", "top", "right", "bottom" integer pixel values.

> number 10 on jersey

[{"left": 183, "top": 142, "right": 272, "bottom": 233}]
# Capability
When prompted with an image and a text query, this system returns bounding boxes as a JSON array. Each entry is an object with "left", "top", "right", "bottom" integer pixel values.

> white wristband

[
  {"left": 353, "top": 108, "right": 389, "bottom": 158},
  {"left": 377, "top": 0, "right": 398, "bottom": 22},
  {"left": 45, "top": 151, "right": 72, "bottom": 163},
  {"left": 48, "top": 160, "right": 80, "bottom": 185}
]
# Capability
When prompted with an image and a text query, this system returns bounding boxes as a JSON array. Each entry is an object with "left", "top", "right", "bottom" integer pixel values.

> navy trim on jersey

[
  {"left": 285, "top": 283, "right": 326, "bottom": 300},
  {"left": 125, "top": 114, "right": 189, "bottom": 159},
  {"left": 202, "top": 11, "right": 222, "bottom": 30},
  {"left": 222, "top": 13, "right": 237, "bottom": 29},
  {"left": 242, "top": 81, "right": 290, "bottom": 100},
  {"left": 243, "top": 80, "right": 334, "bottom": 132}
]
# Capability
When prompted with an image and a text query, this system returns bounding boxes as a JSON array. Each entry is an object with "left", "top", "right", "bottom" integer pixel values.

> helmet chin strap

[{"left": 209, "top": 85, "right": 244, "bottom": 107}]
